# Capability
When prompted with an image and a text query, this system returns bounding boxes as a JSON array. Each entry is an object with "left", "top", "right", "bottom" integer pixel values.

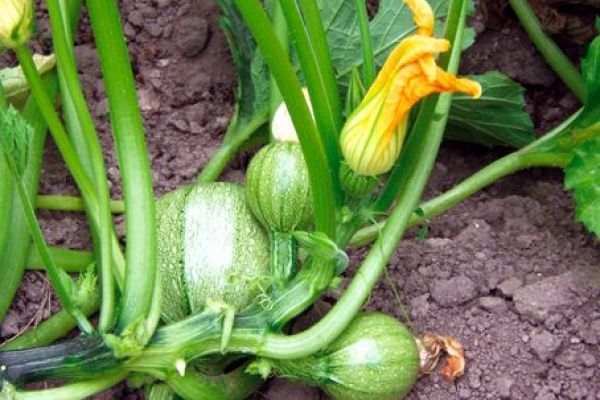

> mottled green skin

[
  {"left": 246, "top": 143, "right": 313, "bottom": 233},
  {"left": 156, "top": 182, "right": 270, "bottom": 323},
  {"left": 275, "top": 313, "right": 419, "bottom": 400}
]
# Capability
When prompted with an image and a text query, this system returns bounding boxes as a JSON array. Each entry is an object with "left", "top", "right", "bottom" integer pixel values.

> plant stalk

[
  {"left": 86, "top": 0, "right": 158, "bottom": 333},
  {"left": 234, "top": 0, "right": 338, "bottom": 238},
  {"left": 36, "top": 194, "right": 125, "bottom": 213},
  {"left": 47, "top": 0, "right": 117, "bottom": 333},
  {"left": 509, "top": 0, "right": 585, "bottom": 101},
  {"left": 354, "top": 0, "right": 375, "bottom": 86}
]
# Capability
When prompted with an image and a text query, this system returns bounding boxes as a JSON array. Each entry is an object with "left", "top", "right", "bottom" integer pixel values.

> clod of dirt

[
  {"left": 430, "top": 276, "right": 479, "bottom": 307},
  {"left": 513, "top": 270, "right": 591, "bottom": 324},
  {"left": 261, "top": 379, "right": 320, "bottom": 400},
  {"left": 529, "top": 330, "right": 562, "bottom": 362},
  {"left": 175, "top": 16, "right": 210, "bottom": 58},
  {"left": 497, "top": 276, "right": 523, "bottom": 298},
  {"left": 478, "top": 296, "right": 507, "bottom": 313},
  {"left": 494, "top": 374, "right": 516, "bottom": 399}
]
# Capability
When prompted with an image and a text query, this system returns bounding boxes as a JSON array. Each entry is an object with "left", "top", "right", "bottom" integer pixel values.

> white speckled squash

[
  {"left": 273, "top": 312, "right": 420, "bottom": 400},
  {"left": 156, "top": 182, "right": 270, "bottom": 323},
  {"left": 245, "top": 142, "right": 313, "bottom": 233}
]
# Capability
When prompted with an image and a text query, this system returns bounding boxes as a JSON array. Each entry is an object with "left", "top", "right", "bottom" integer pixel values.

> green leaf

[
  {"left": 216, "top": 0, "right": 270, "bottom": 142},
  {"left": 564, "top": 136, "right": 600, "bottom": 238},
  {"left": 318, "top": 0, "right": 474, "bottom": 85},
  {"left": 577, "top": 33, "right": 600, "bottom": 128},
  {"left": 446, "top": 71, "right": 535, "bottom": 148},
  {"left": 563, "top": 32, "right": 600, "bottom": 238},
  {"left": 0, "top": 54, "right": 55, "bottom": 109},
  {"left": 0, "top": 106, "right": 33, "bottom": 175}
]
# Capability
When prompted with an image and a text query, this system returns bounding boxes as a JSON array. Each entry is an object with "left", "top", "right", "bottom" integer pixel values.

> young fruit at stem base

[
  {"left": 156, "top": 182, "right": 270, "bottom": 323},
  {"left": 246, "top": 142, "right": 313, "bottom": 233},
  {"left": 246, "top": 142, "right": 313, "bottom": 285},
  {"left": 270, "top": 312, "right": 420, "bottom": 400}
]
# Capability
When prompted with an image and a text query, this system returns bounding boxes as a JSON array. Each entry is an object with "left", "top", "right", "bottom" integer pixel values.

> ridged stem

[{"left": 508, "top": 0, "right": 585, "bottom": 101}]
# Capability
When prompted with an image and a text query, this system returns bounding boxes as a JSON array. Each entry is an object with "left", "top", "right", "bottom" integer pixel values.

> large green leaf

[
  {"left": 216, "top": 0, "right": 270, "bottom": 142},
  {"left": 446, "top": 72, "right": 535, "bottom": 148},
  {"left": 318, "top": 0, "right": 469, "bottom": 85},
  {"left": 564, "top": 33, "right": 600, "bottom": 238}
]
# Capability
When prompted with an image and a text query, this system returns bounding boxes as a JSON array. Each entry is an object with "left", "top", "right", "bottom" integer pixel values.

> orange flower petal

[
  {"left": 433, "top": 68, "right": 482, "bottom": 98},
  {"left": 366, "top": 36, "right": 450, "bottom": 100},
  {"left": 405, "top": 0, "right": 435, "bottom": 37}
]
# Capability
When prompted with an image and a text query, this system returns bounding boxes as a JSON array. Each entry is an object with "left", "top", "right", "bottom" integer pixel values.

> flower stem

[
  {"left": 509, "top": 0, "right": 585, "bottom": 102},
  {"left": 9, "top": 371, "right": 127, "bottom": 400},
  {"left": 197, "top": 116, "right": 266, "bottom": 183},
  {"left": 234, "top": 0, "right": 337, "bottom": 238},
  {"left": 350, "top": 151, "right": 571, "bottom": 246},
  {"left": 25, "top": 245, "right": 92, "bottom": 273},
  {"left": 36, "top": 194, "right": 125, "bottom": 214},
  {"left": 354, "top": 0, "right": 375, "bottom": 86},
  {"left": 47, "top": 0, "right": 116, "bottom": 333}
]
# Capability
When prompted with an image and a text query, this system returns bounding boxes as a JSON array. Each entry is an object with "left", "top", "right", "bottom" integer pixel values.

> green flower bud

[{"left": 0, "top": 0, "right": 33, "bottom": 49}]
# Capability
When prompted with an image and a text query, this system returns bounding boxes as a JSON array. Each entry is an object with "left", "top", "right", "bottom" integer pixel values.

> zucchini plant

[{"left": 0, "top": 0, "right": 597, "bottom": 399}]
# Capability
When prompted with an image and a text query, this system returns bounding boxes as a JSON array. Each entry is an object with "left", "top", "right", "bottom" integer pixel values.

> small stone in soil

[
  {"left": 513, "top": 274, "right": 578, "bottom": 324},
  {"left": 430, "top": 275, "right": 478, "bottom": 307},
  {"left": 176, "top": 16, "right": 210, "bottom": 58},
  {"left": 494, "top": 375, "right": 515, "bottom": 399},
  {"left": 497, "top": 277, "right": 522, "bottom": 298},
  {"left": 529, "top": 330, "right": 562, "bottom": 362},
  {"left": 263, "top": 379, "right": 320, "bottom": 400},
  {"left": 478, "top": 296, "right": 507, "bottom": 313}
]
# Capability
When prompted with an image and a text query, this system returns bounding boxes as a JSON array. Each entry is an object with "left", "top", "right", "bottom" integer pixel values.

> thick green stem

[
  {"left": 166, "top": 367, "right": 262, "bottom": 400},
  {"left": 25, "top": 245, "right": 92, "bottom": 272},
  {"left": 7, "top": 371, "right": 126, "bottom": 400},
  {"left": 47, "top": 0, "right": 116, "bottom": 333},
  {"left": 36, "top": 194, "right": 125, "bottom": 214},
  {"left": 235, "top": 0, "right": 337, "bottom": 238},
  {"left": 351, "top": 108, "right": 583, "bottom": 246},
  {"left": 148, "top": 384, "right": 175, "bottom": 400},
  {"left": 354, "top": 0, "right": 375, "bottom": 86},
  {"left": 281, "top": 0, "right": 343, "bottom": 204},
  {"left": 86, "top": 0, "right": 158, "bottom": 332},
  {"left": 197, "top": 118, "right": 265, "bottom": 183},
  {"left": 13, "top": 46, "right": 112, "bottom": 253},
  {"left": 269, "top": 0, "right": 288, "bottom": 119},
  {"left": 270, "top": 231, "right": 297, "bottom": 287},
  {"left": 509, "top": 0, "right": 585, "bottom": 102},
  {"left": 350, "top": 151, "right": 572, "bottom": 246}
]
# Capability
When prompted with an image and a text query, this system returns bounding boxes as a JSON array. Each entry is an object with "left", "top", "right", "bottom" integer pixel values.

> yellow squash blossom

[
  {"left": 0, "top": 0, "right": 33, "bottom": 49},
  {"left": 340, "top": 0, "right": 481, "bottom": 176}
]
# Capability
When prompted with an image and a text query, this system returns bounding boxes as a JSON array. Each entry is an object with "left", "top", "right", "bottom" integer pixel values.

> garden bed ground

[{"left": 1, "top": 0, "right": 599, "bottom": 399}]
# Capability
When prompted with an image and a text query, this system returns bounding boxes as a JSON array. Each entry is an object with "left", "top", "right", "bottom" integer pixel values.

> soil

[{"left": 1, "top": 0, "right": 599, "bottom": 399}]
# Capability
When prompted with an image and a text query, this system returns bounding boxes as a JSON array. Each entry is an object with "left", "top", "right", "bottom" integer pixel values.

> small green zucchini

[
  {"left": 272, "top": 312, "right": 420, "bottom": 400},
  {"left": 245, "top": 142, "right": 313, "bottom": 286}
]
